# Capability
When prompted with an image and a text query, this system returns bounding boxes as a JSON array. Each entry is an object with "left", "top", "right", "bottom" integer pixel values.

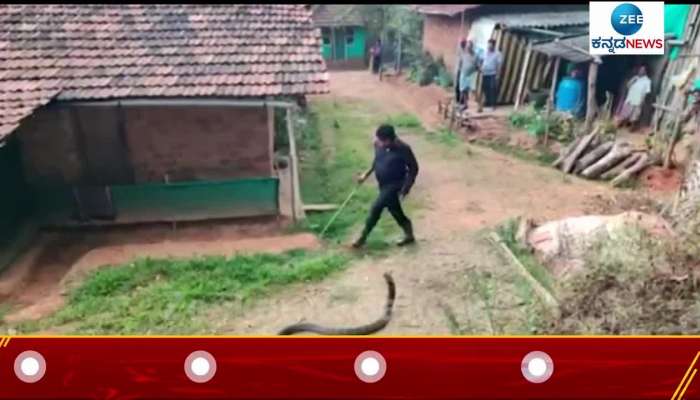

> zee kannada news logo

[{"left": 590, "top": 2, "right": 665, "bottom": 55}]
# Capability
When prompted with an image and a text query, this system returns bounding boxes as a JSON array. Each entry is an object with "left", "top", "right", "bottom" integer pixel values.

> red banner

[{"left": 1, "top": 336, "right": 699, "bottom": 399}]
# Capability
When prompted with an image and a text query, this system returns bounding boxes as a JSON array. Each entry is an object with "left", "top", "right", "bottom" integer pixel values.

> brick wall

[
  {"left": 18, "top": 104, "right": 273, "bottom": 187},
  {"left": 124, "top": 105, "right": 272, "bottom": 183},
  {"left": 16, "top": 105, "right": 83, "bottom": 188},
  {"left": 422, "top": 15, "right": 469, "bottom": 74}
]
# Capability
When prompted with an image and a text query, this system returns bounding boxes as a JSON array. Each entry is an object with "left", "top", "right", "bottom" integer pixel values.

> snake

[{"left": 278, "top": 273, "right": 396, "bottom": 336}]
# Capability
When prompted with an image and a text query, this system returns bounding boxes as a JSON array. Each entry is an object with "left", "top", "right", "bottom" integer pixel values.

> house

[
  {"left": 0, "top": 4, "right": 329, "bottom": 237},
  {"left": 312, "top": 4, "right": 367, "bottom": 69},
  {"left": 412, "top": 4, "right": 588, "bottom": 105}
]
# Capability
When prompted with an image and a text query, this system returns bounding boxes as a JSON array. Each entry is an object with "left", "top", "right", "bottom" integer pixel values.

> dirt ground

[
  {"left": 202, "top": 71, "right": 644, "bottom": 335},
  {"left": 1, "top": 71, "right": 668, "bottom": 334}
]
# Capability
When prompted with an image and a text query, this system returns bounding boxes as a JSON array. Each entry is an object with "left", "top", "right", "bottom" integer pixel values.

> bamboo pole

[
  {"left": 286, "top": 107, "right": 305, "bottom": 221},
  {"left": 584, "top": 61, "right": 599, "bottom": 133},
  {"left": 514, "top": 42, "right": 533, "bottom": 110},
  {"left": 544, "top": 57, "right": 561, "bottom": 146}
]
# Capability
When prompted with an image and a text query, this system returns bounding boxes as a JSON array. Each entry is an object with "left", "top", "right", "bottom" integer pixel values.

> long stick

[{"left": 320, "top": 184, "right": 361, "bottom": 238}]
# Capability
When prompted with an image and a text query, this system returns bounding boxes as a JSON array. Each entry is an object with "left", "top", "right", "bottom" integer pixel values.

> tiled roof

[
  {"left": 410, "top": 5, "right": 481, "bottom": 16},
  {"left": 0, "top": 4, "right": 330, "bottom": 139},
  {"left": 312, "top": 5, "right": 365, "bottom": 27}
]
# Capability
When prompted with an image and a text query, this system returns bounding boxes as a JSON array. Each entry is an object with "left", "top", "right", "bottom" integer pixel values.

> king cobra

[{"left": 278, "top": 273, "right": 396, "bottom": 335}]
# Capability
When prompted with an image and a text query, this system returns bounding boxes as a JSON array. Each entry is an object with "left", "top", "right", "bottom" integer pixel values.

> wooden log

[
  {"left": 611, "top": 153, "right": 654, "bottom": 187},
  {"left": 562, "top": 128, "right": 599, "bottom": 173},
  {"left": 581, "top": 142, "right": 633, "bottom": 179},
  {"left": 600, "top": 153, "right": 643, "bottom": 180},
  {"left": 552, "top": 136, "right": 582, "bottom": 168},
  {"left": 574, "top": 141, "right": 614, "bottom": 174}
]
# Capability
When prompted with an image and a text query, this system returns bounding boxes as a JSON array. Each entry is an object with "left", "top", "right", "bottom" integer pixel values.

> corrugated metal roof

[
  {"left": 532, "top": 35, "right": 592, "bottom": 63},
  {"left": 489, "top": 10, "right": 589, "bottom": 29},
  {"left": 410, "top": 5, "right": 481, "bottom": 16}
]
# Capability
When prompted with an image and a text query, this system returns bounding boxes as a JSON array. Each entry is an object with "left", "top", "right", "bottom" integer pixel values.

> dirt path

[{"left": 205, "top": 71, "right": 614, "bottom": 335}]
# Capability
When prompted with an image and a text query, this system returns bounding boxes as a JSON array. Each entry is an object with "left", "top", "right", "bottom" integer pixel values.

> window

[
  {"left": 345, "top": 27, "right": 354, "bottom": 45},
  {"left": 321, "top": 28, "right": 331, "bottom": 45}
]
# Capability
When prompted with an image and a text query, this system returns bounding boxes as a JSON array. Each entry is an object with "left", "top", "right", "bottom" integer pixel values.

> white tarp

[{"left": 467, "top": 18, "right": 497, "bottom": 54}]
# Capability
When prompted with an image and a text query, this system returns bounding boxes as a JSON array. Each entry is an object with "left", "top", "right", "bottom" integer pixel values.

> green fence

[{"left": 34, "top": 177, "right": 280, "bottom": 225}]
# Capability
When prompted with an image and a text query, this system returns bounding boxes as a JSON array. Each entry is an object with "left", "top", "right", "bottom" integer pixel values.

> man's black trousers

[
  {"left": 361, "top": 183, "right": 412, "bottom": 239},
  {"left": 482, "top": 75, "right": 498, "bottom": 107}
]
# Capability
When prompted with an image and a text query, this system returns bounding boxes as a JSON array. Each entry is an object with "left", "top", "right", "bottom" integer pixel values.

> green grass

[
  {"left": 385, "top": 113, "right": 423, "bottom": 129},
  {"left": 17, "top": 250, "right": 348, "bottom": 334},
  {"left": 476, "top": 139, "right": 558, "bottom": 166},
  {"left": 495, "top": 219, "right": 554, "bottom": 294}
]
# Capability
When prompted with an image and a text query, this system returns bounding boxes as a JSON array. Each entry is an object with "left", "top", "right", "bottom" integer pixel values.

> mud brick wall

[
  {"left": 124, "top": 105, "right": 272, "bottom": 183},
  {"left": 18, "top": 104, "right": 273, "bottom": 187},
  {"left": 422, "top": 15, "right": 470, "bottom": 74},
  {"left": 16, "top": 106, "right": 83, "bottom": 188}
]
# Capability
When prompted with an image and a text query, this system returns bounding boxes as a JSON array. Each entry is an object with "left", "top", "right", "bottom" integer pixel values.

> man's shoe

[
  {"left": 397, "top": 236, "right": 416, "bottom": 247},
  {"left": 351, "top": 238, "right": 366, "bottom": 249}
]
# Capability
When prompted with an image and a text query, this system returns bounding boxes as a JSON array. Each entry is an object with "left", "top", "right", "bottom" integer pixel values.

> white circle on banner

[
  {"left": 185, "top": 351, "right": 217, "bottom": 383},
  {"left": 354, "top": 351, "right": 386, "bottom": 383},
  {"left": 14, "top": 351, "right": 47, "bottom": 383},
  {"left": 521, "top": 351, "right": 554, "bottom": 383}
]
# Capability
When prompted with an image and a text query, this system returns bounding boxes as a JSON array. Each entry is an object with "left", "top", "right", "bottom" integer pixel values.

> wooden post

[
  {"left": 396, "top": 31, "right": 402, "bottom": 73},
  {"left": 286, "top": 107, "right": 305, "bottom": 221},
  {"left": 515, "top": 42, "right": 533, "bottom": 110},
  {"left": 544, "top": 57, "right": 560, "bottom": 146},
  {"left": 549, "top": 57, "right": 561, "bottom": 107},
  {"left": 584, "top": 61, "right": 599, "bottom": 133}
]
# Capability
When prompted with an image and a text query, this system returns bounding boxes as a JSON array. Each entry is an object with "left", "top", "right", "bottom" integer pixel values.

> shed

[
  {"left": 412, "top": 4, "right": 588, "bottom": 105},
  {"left": 312, "top": 4, "right": 367, "bottom": 69},
  {"left": 0, "top": 4, "right": 329, "bottom": 231}
]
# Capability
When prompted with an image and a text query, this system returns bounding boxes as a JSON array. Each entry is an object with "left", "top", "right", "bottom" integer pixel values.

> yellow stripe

[
  {"left": 4, "top": 337, "right": 10, "bottom": 347},
  {"left": 672, "top": 352, "right": 700, "bottom": 400},
  {"left": 679, "top": 369, "right": 698, "bottom": 400},
  {"left": 1, "top": 337, "right": 7, "bottom": 347}
]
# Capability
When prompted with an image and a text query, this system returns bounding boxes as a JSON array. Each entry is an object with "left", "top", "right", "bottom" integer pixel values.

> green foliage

[
  {"left": 23, "top": 250, "right": 348, "bottom": 334},
  {"left": 496, "top": 219, "right": 554, "bottom": 293},
  {"left": 476, "top": 139, "right": 558, "bottom": 166},
  {"left": 408, "top": 52, "right": 450, "bottom": 87},
  {"left": 508, "top": 106, "right": 574, "bottom": 143},
  {"left": 360, "top": 5, "right": 424, "bottom": 67},
  {"left": 385, "top": 113, "right": 422, "bottom": 129}
]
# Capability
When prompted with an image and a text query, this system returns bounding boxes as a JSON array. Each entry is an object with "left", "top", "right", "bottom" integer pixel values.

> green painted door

[{"left": 333, "top": 28, "right": 346, "bottom": 61}]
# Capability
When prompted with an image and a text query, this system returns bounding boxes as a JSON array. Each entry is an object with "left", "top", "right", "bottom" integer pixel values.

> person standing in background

[
  {"left": 615, "top": 65, "right": 652, "bottom": 131},
  {"left": 456, "top": 39, "right": 480, "bottom": 112},
  {"left": 370, "top": 39, "right": 383, "bottom": 75},
  {"left": 454, "top": 39, "right": 465, "bottom": 103},
  {"left": 480, "top": 39, "right": 503, "bottom": 112}
]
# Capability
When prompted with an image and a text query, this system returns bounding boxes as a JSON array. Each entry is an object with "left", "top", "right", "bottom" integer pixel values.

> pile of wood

[{"left": 551, "top": 126, "right": 659, "bottom": 187}]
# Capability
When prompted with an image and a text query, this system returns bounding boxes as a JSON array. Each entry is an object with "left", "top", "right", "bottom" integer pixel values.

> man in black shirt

[{"left": 352, "top": 124, "right": 419, "bottom": 248}]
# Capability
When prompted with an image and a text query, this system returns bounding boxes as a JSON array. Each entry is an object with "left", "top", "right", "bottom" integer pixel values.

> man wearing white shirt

[
  {"left": 615, "top": 65, "right": 652, "bottom": 130},
  {"left": 480, "top": 39, "right": 503, "bottom": 112}
]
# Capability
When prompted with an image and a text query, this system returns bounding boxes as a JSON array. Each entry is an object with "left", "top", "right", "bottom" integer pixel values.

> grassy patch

[
  {"left": 17, "top": 250, "right": 348, "bottom": 334},
  {"left": 385, "top": 113, "right": 423, "bottom": 129},
  {"left": 476, "top": 139, "right": 558, "bottom": 166},
  {"left": 495, "top": 219, "right": 554, "bottom": 294}
]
